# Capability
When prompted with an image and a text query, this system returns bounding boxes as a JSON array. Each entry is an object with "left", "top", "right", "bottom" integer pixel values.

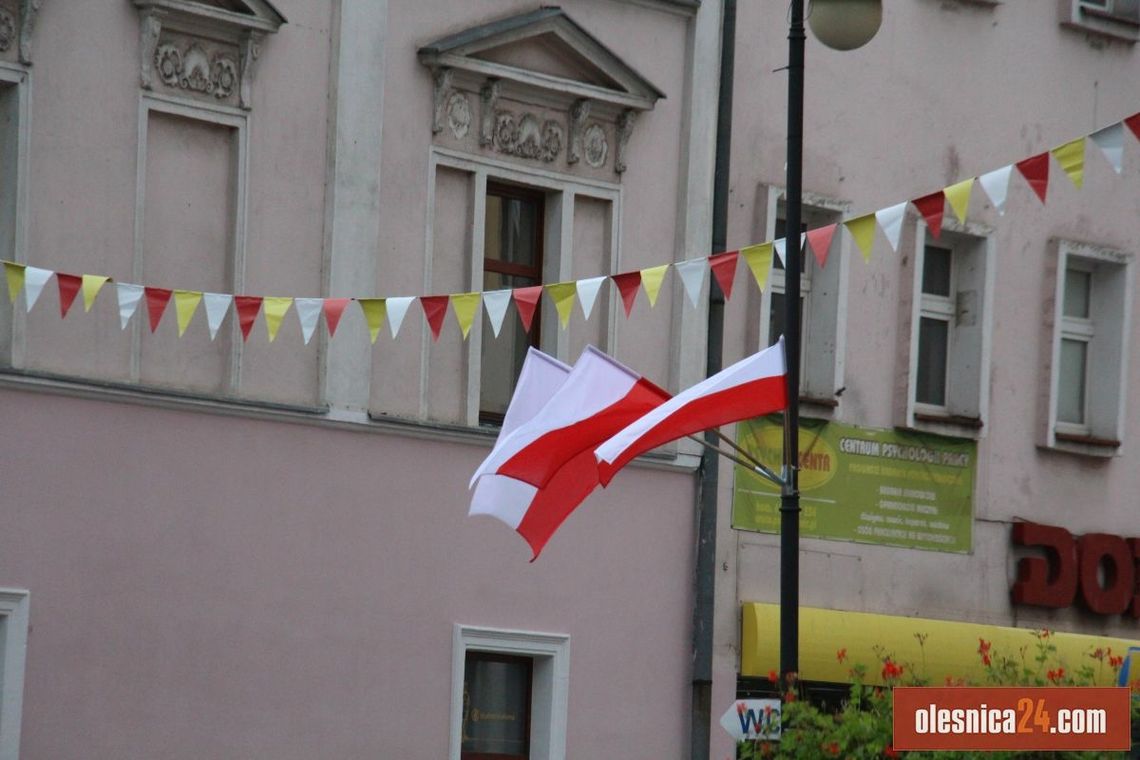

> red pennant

[
  {"left": 512, "top": 286, "right": 542, "bottom": 333},
  {"left": 420, "top": 295, "right": 449, "bottom": 341},
  {"left": 233, "top": 295, "right": 262, "bottom": 341},
  {"left": 805, "top": 224, "right": 839, "bottom": 269},
  {"left": 144, "top": 287, "right": 173, "bottom": 332},
  {"left": 709, "top": 251, "right": 740, "bottom": 300},
  {"left": 1124, "top": 112, "right": 1140, "bottom": 141},
  {"left": 56, "top": 272, "right": 82, "bottom": 318},
  {"left": 912, "top": 191, "right": 945, "bottom": 239},
  {"left": 1016, "top": 152, "right": 1050, "bottom": 204},
  {"left": 611, "top": 271, "right": 642, "bottom": 317},
  {"left": 322, "top": 298, "right": 351, "bottom": 337}
]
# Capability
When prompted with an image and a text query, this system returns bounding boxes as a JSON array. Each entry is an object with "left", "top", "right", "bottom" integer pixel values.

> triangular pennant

[
  {"left": 385, "top": 296, "right": 413, "bottom": 339},
  {"left": 1016, "top": 153, "right": 1050, "bottom": 204},
  {"left": 944, "top": 178, "right": 974, "bottom": 224},
  {"left": 513, "top": 285, "right": 542, "bottom": 333},
  {"left": 674, "top": 258, "right": 708, "bottom": 308},
  {"left": 451, "top": 292, "right": 481, "bottom": 339},
  {"left": 420, "top": 295, "right": 449, "bottom": 341},
  {"left": 545, "top": 282, "right": 577, "bottom": 329},
  {"left": 482, "top": 289, "right": 512, "bottom": 338},
  {"left": 202, "top": 293, "right": 232, "bottom": 340},
  {"left": 845, "top": 214, "right": 877, "bottom": 262},
  {"left": 1090, "top": 123, "right": 1124, "bottom": 175},
  {"left": 233, "top": 295, "right": 262, "bottom": 341},
  {"left": 576, "top": 276, "right": 605, "bottom": 320},
  {"left": 172, "top": 289, "right": 203, "bottom": 337},
  {"left": 2, "top": 261, "right": 24, "bottom": 303},
  {"left": 640, "top": 264, "right": 669, "bottom": 307},
  {"left": 772, "top": 238, "right": 786, "bottom": 267},
  {"left": 740, "top": 243, "right": 773, "bottom": 291},
  {"left": 611, "top": 271, "right": 642, "bottom": 317},
  {"left": 22, "top": 266, "right": 52, "bottom": 312},
  {"left": 293, "top": 298, "right": 323, "bottom": 345},
  {"left": 56, "top": 273, "right": 82, "bottom": 318},
  {"left": 1124, "top": 112, "right": 1140, "bottom": 141},
  {"left": 805, "top": 224, "right": 838, "bottom": 269},
  {"left": 262, "top": 297, "right": 292, "bottom": 343},
  {"left": 709, "top": 251, "right": 739, "bottom": 300},
  {"left": 115, "top": 283, "right": 144, "bottom": 329},
  {"left": 80, "top": 275, "right": 110, "bottom": 312},
  {"left": 323, "top": 298, "right": 351, "bottom": 338},
  {"left": 1051, "top": 137, "right": 1085, "bottom": 189},
  {"left": 144, "top": 287, "right": 173, "bottom": 332},
  {"left": 912, "top": 191, "right": 945, "bottom": 239},
  {"left": 357, "top": 298, "right": 387, "bottom": 343},
  {"left": 875, "top": 202, "right": 908, "bottom": 253},
  {"left": 978, "top": 165, "right": 1013, "bottom": 216}
]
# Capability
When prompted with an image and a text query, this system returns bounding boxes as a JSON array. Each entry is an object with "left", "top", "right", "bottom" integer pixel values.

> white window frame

[
  {"left": 1043, "top": 240, "right": 1132, "bottom": 456},
  {"left": 904, "top": 222, "right": 995, "bottom": 438},
  {"left": 0, "top": 62, "right": 32, "bottom": 371},
  {"left": 757, "top": 187, "right": 850, "bottom": 410},
  {"left": 0, "top": 589, "right": 29, "bottom": 760},
  {"left": 450, "top": 624, "right": 570, "bottom": 760},
  {"left": 1064, "top": 0, "right": 1140, "bottom": 42}
]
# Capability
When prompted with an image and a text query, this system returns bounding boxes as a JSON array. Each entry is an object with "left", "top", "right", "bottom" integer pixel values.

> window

[
  {"left": 0, "top": 67, "right": 29, "bottom": 370},
  {"left": 0, "top": 589, "right": 29, "bottom": 760},
  {"left": 1045, "top": 241, "right": 1132, "bottom": 454},
  {"left": 450, "top": 625, "right": 570, "bottom": 760},
  {"left": 759, "top": 191, "right": 849, "bottom": 407},
  {"left": 905, "top": 227, "right": 994, "bottom": 434},
  {"left": 480, "top": 184, "right": 545, "bottom": 424},
  {"left": 1065, "top": 0, "right": 1140, "bottom": 41}
]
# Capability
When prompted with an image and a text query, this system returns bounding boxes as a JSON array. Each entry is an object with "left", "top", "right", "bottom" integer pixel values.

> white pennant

[
  {"left": 674, "top": 259, "right": 708, "bottom": 308},
  {"left": 23, "top": 266, "right": 52, "bottom": 312},
  {"left": 978, "top": 165, "right": 1013, "bottom": 216},
  {"left": 202, "top": 293, "right": 232, "bottom": 340},
  {"left": 576, "top": 275, "right": 605, "bottom": 320},
  {"left": 386, "top": 296, "right": 414, "bottom": 339},
  {"left": 772, "top": 232, "right": 806, "bottom": 267},
  {"left": 293, "top": 298, "right": 324, "bottom": 345},
  {"left": 1090, "top": 123, "right": 1124, "bottom": 175},
  {"left": 875, "top": 202, "right": 908, "bottom": 252},
  {"left": 482, "top": 289, "right": 511, "bottom": 338},
  {"left": 115, "top": 283, "right": 144, "bottom": 329}
]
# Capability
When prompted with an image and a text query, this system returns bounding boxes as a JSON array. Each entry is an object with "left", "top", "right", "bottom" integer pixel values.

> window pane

[
  {"left": 481, "top": 272, "right": 532, "bottom": 421},
  {"left": 463, "top": 654, "right": 530, "bottom": 757},
  {"left": 922, "top": 246, "right": 953, "bottom": 297},
  {"left": 1058, "top": 338, "right": 1088, "bottom": 425},
  {"left": 916, "top": 317, "right": 949, "bottom": 406},
  {"left": 485, "top": 194, "right": 539, "bottom": 268},
  {"left": 1063, "top": 268, "right": 1091, "bottom": 319}
]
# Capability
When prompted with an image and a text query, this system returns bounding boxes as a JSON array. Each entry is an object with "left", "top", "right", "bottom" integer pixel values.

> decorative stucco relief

[
  {"left": 582, "top": 123, "right": 608, "bottom": 168},
  {"left": 493, "top": 111, "right": 563, "bottom": 163},
  {"left": 0, "top": 0, "right": 41, "bottom": 64},
  {"left": 0, "top": 10, "right": 14, "bottom": 52},
  {"left": 155, "top": 41, "right": 239, "bottom": 100},
  {"left": 446, "top": 91, "right": 471, "bottom": 139}
]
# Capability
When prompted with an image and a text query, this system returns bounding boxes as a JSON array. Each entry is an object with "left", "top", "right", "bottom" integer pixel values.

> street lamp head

[{"left": 808, "top": 0, "right": 882, "bottom": 51}]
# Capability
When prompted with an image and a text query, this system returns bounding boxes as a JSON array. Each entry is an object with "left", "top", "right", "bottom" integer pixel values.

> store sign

[
  {"left": 732, "top": 416, "right": 976, "bottom": 553},
  {"left": 720, "top": 699, "right": 781, "bottom": 742},
  {"left": 1011, "top": 521, "right": 1140, "bottom": 618}
]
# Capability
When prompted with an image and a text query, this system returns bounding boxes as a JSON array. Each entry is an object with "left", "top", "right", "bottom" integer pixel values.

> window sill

[
  {"left": 904, "top": 410, "right": 985, "bottom": 440},
  {"left": 1041, "top": 431, "right": 1122, "bottom": 459},
  {"left": 913, "top": 411, "right": 984, "bottom": 429},
  {"left": 1054, "top": 431, "right": 1121, "bottom": 448},
  {"left": 800, "top": 394, "right": 839, "bottom": 409},
  {"left": 1062, "top": 13, "right": 1139, "bottom": 44}
]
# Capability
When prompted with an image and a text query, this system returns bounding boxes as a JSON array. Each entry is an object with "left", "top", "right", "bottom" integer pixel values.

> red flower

[
  {"left": 784, "top": 690, "right": 797, "bottom": 703},
  {"left": 1130, "top": 678, "right": 1140, "bottom": 694},
  {"left": 836, "top": 648, "right": 848, "bottom": 664},
  {"left": 883, "top": 744, "right": 901, "bottom": 758},
  {"left": 1109, "top": 655, "right": 1124, "bottom": 670},
  {"left": 1047, "top": 668, "right": 1065, "bottom": 684},
  {"left": 881, "top": 658, "right": 904, "bottom": 682},
  {"left": 767, "top": 669, "right": 779, "bottom": 685},
  {"left": 1091, "top": 647, "right": 1105, "bottom": 662},
  {"left": 826, "top": 741, "right": 840, "bottom": 756}
]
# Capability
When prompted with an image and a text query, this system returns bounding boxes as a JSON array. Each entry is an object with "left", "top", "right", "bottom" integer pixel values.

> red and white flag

[
  {"left": 595, "top": 338, "right": 787, "bottom": 485},
  {"left": 469, "top": 346, "right": 670, "bottom": 491}
]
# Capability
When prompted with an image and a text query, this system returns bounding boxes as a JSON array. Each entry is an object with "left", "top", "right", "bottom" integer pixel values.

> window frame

[
  {"left": 914, "top": 243, "right": 957, "bottom": 413},
  {"left": 1043, "top": 240, "right": 1133, "bottom": 456},
  {"left": 462, "top": 650, "right": 534, "bottom": 760},
  {"left": 0, "top": 589, "right": 29, "bottom": 760},
  {"left": 1064, "top": 0, "right": 1140, "bottom": 42},
  {"left": 0, "top": 62, "right": 31, "bottom": 371},
  {"left": 450, "top": 624, "right": 570, "bottom": 760}
]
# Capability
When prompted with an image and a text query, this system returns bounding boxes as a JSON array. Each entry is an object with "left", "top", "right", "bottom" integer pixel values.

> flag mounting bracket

[{"left": 686, "top": 431, "right": 786, "bottom": 488}]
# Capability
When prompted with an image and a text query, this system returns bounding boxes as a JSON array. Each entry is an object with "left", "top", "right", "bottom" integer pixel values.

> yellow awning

[{"left": 742, "top": 603, "right": 1139, "bottom": 687}]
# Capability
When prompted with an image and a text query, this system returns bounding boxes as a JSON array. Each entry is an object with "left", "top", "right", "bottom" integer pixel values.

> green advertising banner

[{"left": 732, "top": 416, "right": 976, "bottom": 553}]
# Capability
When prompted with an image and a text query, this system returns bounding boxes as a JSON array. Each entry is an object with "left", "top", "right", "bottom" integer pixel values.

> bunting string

[{"left": 4, "top": 111, "right": 1139, "bottom": 344}]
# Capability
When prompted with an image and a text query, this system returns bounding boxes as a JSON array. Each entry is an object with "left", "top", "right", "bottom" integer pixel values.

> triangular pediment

[
  {"left": 418, "top": 7, "right": 663, "bottom": 111},
  {"left": 133, "top": 0, "right": 286, "bottom": 34}
]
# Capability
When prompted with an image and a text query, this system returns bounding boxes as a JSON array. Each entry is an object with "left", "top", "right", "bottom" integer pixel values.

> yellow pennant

[
  {"left": 845, "top": 215, "right": 877, "bottom": 262},
  {"left": 944, "top": 178, "right": 974, "bottom": 224},
  {"left": 3, "top": 261, "right": 25, "bottom": 303},
  {"left": 741, "top": 243, "right": 774, "bottom": 291},
  {"left": 1052, "top": 138, "right": 1085, "bottom": 189},
  {"left": 450, "top": 292, "right": 481, "bottom": 339},
  {"left": 262, "top": 297, "right": 293, "bottom": 342},
  {"left": 357, "top": 298, "right": 387, "bottom": 344},
  {"left": 172, "top": 290, "right": 203, "bottom": 337},
  {"left": 640, "top": 264, "right": 669, "bottom": 307},
  {"left": 81, "top": 275, "right": 110, "bottom": 312},
  {"left": 545, "top": 282, "right": 577, "bottom": 329}
]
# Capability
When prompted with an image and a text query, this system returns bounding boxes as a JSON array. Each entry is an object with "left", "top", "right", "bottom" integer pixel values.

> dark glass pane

[
  {"left": 922, "top": 246, "right": 952, "bottom": 297},
  {"left": 916, "top": 317, "right": 949, "bottom": 406},
  {"left": 1063, "top": 268, "right": 1091, "bottom": 319},
  {"left": 485, "top": 195, "right": 539, "bottom": 267},
  {"left": 462, "top": 655, "right": 530, "bottom": 756},
  {"left": 1058, "top": 338, "right": 1088, "bottom": 425}
]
